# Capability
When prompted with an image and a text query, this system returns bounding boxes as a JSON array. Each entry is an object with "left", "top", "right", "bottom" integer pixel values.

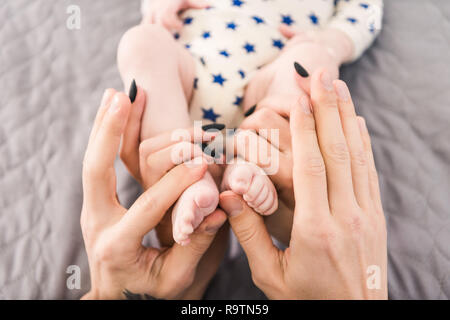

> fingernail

[
  {"left": 294, "top": 61, "right": 309, "bottom": 78},
  {"left": 244, "top": 105, "right": 256, "bottom": 117},
  {"left": 109, "top": 94, "right": 121, "bottom": 113},
  {"left": 129, "top": 79, "right": 137, "bottom": 103},
  {"left": 220, "top": 197, "right": 243, "bottom": 217},
  {"left": 299, "top": 96, "right": 312, "bottom": 114},
  {"left": 202, "top": 123, "right": 225, "bottom": 131},
  {"left": 334, "top": 80, "right": 350, "bottom": 101},
  {"left": 320, "top": 70, "right": 333, "bottom": 91}
]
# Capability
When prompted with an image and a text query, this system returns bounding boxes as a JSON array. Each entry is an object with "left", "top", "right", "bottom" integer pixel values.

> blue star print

[
  {"left": 308, "top": 13, "right": 319, "bottom": 25},
  {"left": 232, "top": 0, "right": 244, "bottom": 7},
  {"left": 238, "top": 69, "right": 246, "bottom": 78},
  {"left": 281, "top": 14, "right": 294, "bottom": 26},
  {"left": 212, "top": 73, "right": 227, "bottom": 86},
  {"left": 202, "top": 31, "right": 211, "bottom": 39},
  {"left": 347, "top": 17, "right": 358, "bottom": 24},
  {"left": 360, "top": 3, "right": 370, "bottom": 9},
  {"left": 243, "top": 42, "right": 255, "bottom": 53},
  {"left": 252, "top": 16, "right": 265, "bottom": 24},
  {"left": 184, "top": 17, "right": 193, "bottom": 25},
  {"left": 219, "top": 50, "right": 230, "bottom": 57},
  {"left": 233, "top": 96, "right": 243, "bottom": 106},
  {"left": 193, "top": 78, "right": 198, "bottom": 89},
  {"left": 272, "top": 39, "right": 284, "bottom": 50},
  {"left": 202, "top": 108, "right": 220, "bottom": 122},
  {"left": 226, "top": 22, "right": 238, "bottom": 30}
]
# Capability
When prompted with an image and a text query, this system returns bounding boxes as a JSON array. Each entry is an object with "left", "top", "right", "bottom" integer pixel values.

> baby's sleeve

[{"left": 327, "top": 0, "right": 384, "bottom": 62}]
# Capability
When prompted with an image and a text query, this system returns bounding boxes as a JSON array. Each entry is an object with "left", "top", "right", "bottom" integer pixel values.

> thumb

[
  {"left": 219, "top": 191, "right": 281, "bottom": 277},
  {"left": 159, "top": 209, "right": 227, "bottom": 286}
]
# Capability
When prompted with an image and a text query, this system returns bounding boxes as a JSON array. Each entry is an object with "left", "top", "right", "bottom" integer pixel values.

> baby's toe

[
  {"left": 255, "top": 190, "right": 275, "bottom": 215},
  {"left": 228, "top": 166, "right": 254, "bottom": 194},
  {"left": 243, "top": 174, "right": 265, "bottom": 203}
]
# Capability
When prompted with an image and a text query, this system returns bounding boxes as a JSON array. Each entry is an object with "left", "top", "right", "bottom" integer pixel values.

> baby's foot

[
  {"left": 172, "top": 171, "right": 219, "bottom": 245},
  {"left": 221, "top": 161, "right": 278, "bottom": 216}
]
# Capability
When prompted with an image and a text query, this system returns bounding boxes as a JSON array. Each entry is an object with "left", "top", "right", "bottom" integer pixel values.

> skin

[
  {"left": 119, "top": 86, "right": 228, "bottom": 298},
  {"left": 81, "top": 89, "right": 227, "bottom": 299},
  {"left": 141, "top": 0, "right": 211, "bottom": 28},
  {"left": 220, "top": 69, "right": 388, "bottom": 299},
  {"left": 235, "top": 27, "right": 355, "bottom": 244}
]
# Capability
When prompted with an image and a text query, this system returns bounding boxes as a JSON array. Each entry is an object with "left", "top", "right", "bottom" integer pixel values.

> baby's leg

[
  {"left": 221, "top": 161, "right": 278, "bottom": 216},
  {"left": 117, "top": 24, "right": 219, "bottom": 245}
]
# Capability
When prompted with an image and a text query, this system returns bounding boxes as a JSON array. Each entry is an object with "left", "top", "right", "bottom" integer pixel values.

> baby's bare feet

[
  {"left": 172, "top": 171, "right": 219, "bottom": 245},
  {"left": 221, "top": 161, "right": 278, "bottom": 216}
]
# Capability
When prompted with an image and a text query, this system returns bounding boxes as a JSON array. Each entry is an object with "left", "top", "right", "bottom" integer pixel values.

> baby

[{"left": 117, "top": 0, "right": 383, "bottom": 245}]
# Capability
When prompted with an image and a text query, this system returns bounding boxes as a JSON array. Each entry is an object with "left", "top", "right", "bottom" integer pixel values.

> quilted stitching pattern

[{"left": 0, "top": 0, "right": 449, "bottom": 299}]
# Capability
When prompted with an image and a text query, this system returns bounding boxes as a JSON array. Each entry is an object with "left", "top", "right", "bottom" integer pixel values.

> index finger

[{"left": 139, "top": 127, "right": 218, "bottom": 159}]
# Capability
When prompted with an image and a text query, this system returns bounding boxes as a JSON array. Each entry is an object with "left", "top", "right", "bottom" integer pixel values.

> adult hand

[
  {"left": 118, "top": 84, "right": 219, "bottom": 190},
  {"left": 220, "top": 69, "right": 387, "bottom": 299},
  {"left": 81, "top": 89, "right": 226, "bottom": 299}
]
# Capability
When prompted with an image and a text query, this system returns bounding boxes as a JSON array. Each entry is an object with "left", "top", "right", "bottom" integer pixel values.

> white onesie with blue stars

[{"left": 145, "top": 0, "right": 383, "bottom": 128}]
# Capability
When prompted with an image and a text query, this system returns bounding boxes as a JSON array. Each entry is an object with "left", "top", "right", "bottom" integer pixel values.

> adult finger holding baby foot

[
  {"left": 219, "top": 69, "right": 387, "bottom": 299},
  {"left": 81, "top": 89, "right": 227, "bottom": 300}
]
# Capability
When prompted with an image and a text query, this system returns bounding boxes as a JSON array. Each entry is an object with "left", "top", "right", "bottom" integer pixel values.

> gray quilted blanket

[{"left": 0, "top": 0, "right": 449, "bottom": 299}]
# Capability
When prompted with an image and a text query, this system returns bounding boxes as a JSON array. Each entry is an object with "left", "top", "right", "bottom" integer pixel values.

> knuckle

[
  {"left": 351, "top": 149, "right": 367, "bottom": 166},
  {"left": 322, "top": 101, "right": 339, "bottom": 109},
  {"left": 94, "top": 241, "right": 116, "bottom": 264},
  {"left": 119, "top": 147, "right": 132, "bottom": 161},
  {"left": 303, "top": 155, "right": 326, "bottom": 176},
  {"left": 236, "top": 222, "right": 259, "bottom": 247},
  {"left": 186, "top": 238, "right": 209, "bottom": 257},
  {"left": 300, "top": 117, "right": 316, "bottom": 133},
  {"left": 327, "top": 142, "right": 350, "bottom": 163},
  {"left": 137, "top": 191, "right": 157, "bottom": 212},
  {"left": 316, "top": 228, "right": 338, "bottom": 253},
  {"left": 344, "top": 213, "right": 365, "bottom": 235}
]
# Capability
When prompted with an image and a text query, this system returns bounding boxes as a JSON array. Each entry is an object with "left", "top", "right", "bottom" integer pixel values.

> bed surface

[{"left": 0, "top": 0, "right": 449, "bottom": 299}]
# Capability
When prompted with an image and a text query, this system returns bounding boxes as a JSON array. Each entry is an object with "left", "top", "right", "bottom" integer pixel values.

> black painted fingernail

[
  {"left": 202, "top": 123, "right": 225, "bottom": 131},
  {"left": 244, "top": 105, "right": 256, "bottom": 117},
  {"left": 129, "top": 79, "right": 137, "bottom": 103},
  {"left": 294, "top": 62, "right": 309, "bottom": 78}
]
